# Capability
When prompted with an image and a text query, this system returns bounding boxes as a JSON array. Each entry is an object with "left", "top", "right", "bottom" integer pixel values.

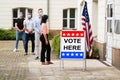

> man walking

[
  {"left": 24, "top": 12, "right": 35, "bottom": 55},
  {"left": 34, "top": 8, "right": 43, "bottom": 60},
  {"left": 13, "top": 12, "right": 25, "bottom": 52}
]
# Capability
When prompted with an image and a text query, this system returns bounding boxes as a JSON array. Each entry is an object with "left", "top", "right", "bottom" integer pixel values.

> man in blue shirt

[{"left": 34, "top": 8, "right": 43, "bottom": 60}]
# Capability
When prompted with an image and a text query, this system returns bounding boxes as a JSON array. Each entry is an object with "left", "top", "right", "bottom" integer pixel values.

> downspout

[{"left": 47, "top": 0, "right": 50, "bottom": 28}]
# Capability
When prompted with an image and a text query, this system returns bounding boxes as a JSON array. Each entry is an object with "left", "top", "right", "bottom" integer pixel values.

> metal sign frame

[{"left": 60, "top": 30, "right": 86, "bottom": 71}]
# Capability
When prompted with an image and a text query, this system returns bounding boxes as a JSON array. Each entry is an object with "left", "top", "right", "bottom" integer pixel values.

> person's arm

[
  {"left": 23, "top": 20, "right": 30, "bottom": 33},
  {"left": 43, "top": 33, "right": 48, "bottom": 45},
  {"left": 21, "top": 19, "right": 25, "bottom": 32},
  {"left": 15, "top": 19, "right": 21, "bottom": 31},
  {"left": 29, "top": 20, "right": 34, "bottom": 34},
  {"left": 34, "top": 18, "right": 40, "bottom": 33}
]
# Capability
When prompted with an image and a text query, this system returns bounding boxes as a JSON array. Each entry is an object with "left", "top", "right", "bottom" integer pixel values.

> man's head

[
  {"left": 27, "top": 12, "right": 32, "bottom": 19},
  {"left": 19, "top": 12, "right": 23, "bottom": 18},
  {"left": 38, "top": 8, "right": 43, "bottom": 17}
]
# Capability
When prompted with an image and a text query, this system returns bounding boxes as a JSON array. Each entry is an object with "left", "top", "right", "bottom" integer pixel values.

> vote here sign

[{"left": 60, "top": 30, "right": 85, "bottom": 59}]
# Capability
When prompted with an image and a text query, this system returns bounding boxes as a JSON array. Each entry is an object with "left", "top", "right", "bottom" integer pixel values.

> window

[
  {"left": 63, "top": 10, "right": 67, "bottom": 28},
  {"left": 12, "top": 8, "right": 33, "bottom": 27},
  {"left": 114, "top": 20, "right": 120, "bottom": 34},
  {"left": 107, "top": 4, "right": 113, "bottom": 17},
  {"left": 63, "top": 8, "right": 76, "bottom": 29},
  {"left": 107, "top": 20, "right": 112, "bottom": 32},
  {"left": 106, "top": 4, "right": 113, "bottom": 33}
]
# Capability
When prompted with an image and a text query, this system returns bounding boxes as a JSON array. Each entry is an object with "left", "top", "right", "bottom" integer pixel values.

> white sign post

[{"left": 60, "top": 30, "right": 86, "bottom": 71}]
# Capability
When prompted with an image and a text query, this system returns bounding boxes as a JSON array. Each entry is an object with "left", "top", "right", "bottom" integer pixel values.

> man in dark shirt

[{"left": 13, "top": 12, "right": 25, "bottom": 52}]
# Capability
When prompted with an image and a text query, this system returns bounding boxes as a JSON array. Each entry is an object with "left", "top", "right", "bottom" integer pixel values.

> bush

[
  {"left": 86, "top": 45, "right": 99, "bottom": 59},
  {"left": 0, "top": 29, "right": 16, "bottom": 40},
  {"left": 51, "top": 34, "right": 60, "bottom": 57}
]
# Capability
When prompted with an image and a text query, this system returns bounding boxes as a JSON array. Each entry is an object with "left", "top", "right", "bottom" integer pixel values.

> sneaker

[
  {"left": 24, "top": 53, "right": 28, "bottom": 56},
  {"left": 13, "top": 48, "right": 17, "bottom": 52},
  {"left": 35, "top": 57, "right": 39, "bottom": 60}
]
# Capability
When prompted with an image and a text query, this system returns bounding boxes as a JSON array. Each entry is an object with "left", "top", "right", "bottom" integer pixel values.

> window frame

[
  {"left": 12, "top": 7, "right": 33, "bottom": 27},
  {"left": 63, "top": 8, "right": 76, "bottom": 29},
  {"left": 106, "top": 3, "right": 113, "bottom": 33}
]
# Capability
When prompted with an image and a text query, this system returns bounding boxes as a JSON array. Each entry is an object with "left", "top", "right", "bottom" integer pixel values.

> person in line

[
  {"left": 24, "top": 12, "right": 35, "bottom": 55},
  {"left": 34, "top": 8, "right": 43, "bottom": 60},
  {"left": 40, "top": 15, "right": 53, "bottom": 65},
  {"left": 13, "top": 12, "right": 25, "bottom": 52}
]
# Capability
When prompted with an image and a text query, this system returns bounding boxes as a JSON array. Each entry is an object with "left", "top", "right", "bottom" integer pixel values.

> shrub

[
  {"left": 51, "top": 34, "right": 60, "bottom": 57},
  {"left": 86, "top": 45, "right": 99, "bottom": 59},
  {"left": 0, "top": 29, "right": 16, "bottom": 40}
]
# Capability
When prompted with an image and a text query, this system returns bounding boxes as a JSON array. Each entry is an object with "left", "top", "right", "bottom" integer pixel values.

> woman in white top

[{"left": 40, "top": 15, "right": 53, "bottom": 65}]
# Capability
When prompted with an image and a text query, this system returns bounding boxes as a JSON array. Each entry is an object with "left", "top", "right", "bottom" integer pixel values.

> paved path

[{"left": 0, "top": 41, "right": 120, "bottom": 80}]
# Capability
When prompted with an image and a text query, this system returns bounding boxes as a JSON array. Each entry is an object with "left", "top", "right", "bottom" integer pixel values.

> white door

[
  {"left": 106, "top": 2, "right": 114, "bottom": 65},
  {"left": 106, "top": 32, "right": 112, "bottom": 64}
]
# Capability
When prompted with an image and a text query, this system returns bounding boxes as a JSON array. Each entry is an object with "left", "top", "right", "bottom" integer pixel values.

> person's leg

[
  {"left": 41, "top": 44, "right": 46, "bottom": 64},
  {"left": 25, "top": 33, "right": 29, "bottom": 55},
  {"left": 40, "top": 35, "right": 46, "bottom": 63},
  {"left": 22, "top": 31, "right": 26, "bottom": 50},
  {"left": 15, "top": 30, "right": 20, "bottom": 49},
  {"left": 46, "top": 34, "right": 53, "bottom": 64},
  {"left": 13, "top": 30, "right": 20, "bottom": 52},
  {"left": 46, "top": 41, "right": 51, "bottom": 62},
  {"left": 35, "top": 34, "right": 40, "bottom": 59},
  {"left": 31, "top": 33, "right": 35, "bottom": 53}
]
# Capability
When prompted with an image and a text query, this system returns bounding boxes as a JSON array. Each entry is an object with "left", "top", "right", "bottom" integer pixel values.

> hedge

[
  {"left": 0, "top": 29, "right": 16, "bottom": 40},
  {"left": 51, "top": 34, "right": 60, "bottom": 57}
]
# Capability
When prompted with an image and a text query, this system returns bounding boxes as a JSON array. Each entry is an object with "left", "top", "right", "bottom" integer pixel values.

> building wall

[
  {"left": 92, "top": 0, "right": 98, "bottom": 37},
  {"left": 97, "top": 0, "right": 106, "bottom": 43},
  {"left": 78, "top": 0, "right": 98, "bottom": 37},
  {"left": 0, "top": 0, "right": 78, "bottom": 30},
  {"left": 112, "top": 0, "right": 120, "bottom": 48},
  {"left": 49, "top": 0, "right": 78, "bottom": 30}
]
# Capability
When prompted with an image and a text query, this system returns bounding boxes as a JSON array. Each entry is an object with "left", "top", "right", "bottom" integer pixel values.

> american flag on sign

[{"left": 81, "top": 1, "right": 93, "bottom": 57}]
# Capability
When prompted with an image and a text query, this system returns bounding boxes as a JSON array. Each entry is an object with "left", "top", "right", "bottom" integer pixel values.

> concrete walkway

[{"left": 0, "top": 41, "right": 120, "bottom": 80}]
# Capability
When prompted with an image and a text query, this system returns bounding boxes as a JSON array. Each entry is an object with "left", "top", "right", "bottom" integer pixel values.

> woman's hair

[{"left": 40, "top": 15, "right": 48, "bottom": 25}]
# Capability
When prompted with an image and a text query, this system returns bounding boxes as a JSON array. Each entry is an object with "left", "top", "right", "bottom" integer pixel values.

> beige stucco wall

[
  {"left": 49, "top": 0, "right": 78, "bottom": 30},
  {"left": 97, "top": 0, "right": 106, "bottom": 43}
]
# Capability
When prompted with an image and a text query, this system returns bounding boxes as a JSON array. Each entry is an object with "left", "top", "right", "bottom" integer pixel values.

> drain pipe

[{"left": 47, "top": 0, "right": 50, "bottom": 27}]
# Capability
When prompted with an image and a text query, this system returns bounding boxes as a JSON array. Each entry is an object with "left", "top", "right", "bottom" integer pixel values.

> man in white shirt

[{"left": 24, "top": 12, "right": 35, "bottom": 55}]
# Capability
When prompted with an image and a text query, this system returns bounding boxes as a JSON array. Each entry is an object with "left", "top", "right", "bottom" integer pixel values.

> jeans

[
  {"left": 25, "top": 33, "right": 35, "bottom": 53},
  {"left": 15, "top": 30, "right": 25, "bottom": 49}
]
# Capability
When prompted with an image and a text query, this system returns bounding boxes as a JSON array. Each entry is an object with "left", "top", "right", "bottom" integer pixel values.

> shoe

[
  {"left": 47, "top": 61, "right": 53, "bottom": 64},
  {"left": 24, "top": 53, "right": 28, "bottom": 56},
  {"left": 35, "top": 57, "right": 39, "bottom": 60},
  {"left": 31, "top": 52, "right": 35, "bottom": 55},
  {"left": 13, "top": 48, "right": 17, "bottom": 52}
]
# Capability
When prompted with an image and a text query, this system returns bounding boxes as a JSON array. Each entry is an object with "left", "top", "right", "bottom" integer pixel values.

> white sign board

[{"left": 60, "top": 30, "right": 85, "bottom": 59}]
